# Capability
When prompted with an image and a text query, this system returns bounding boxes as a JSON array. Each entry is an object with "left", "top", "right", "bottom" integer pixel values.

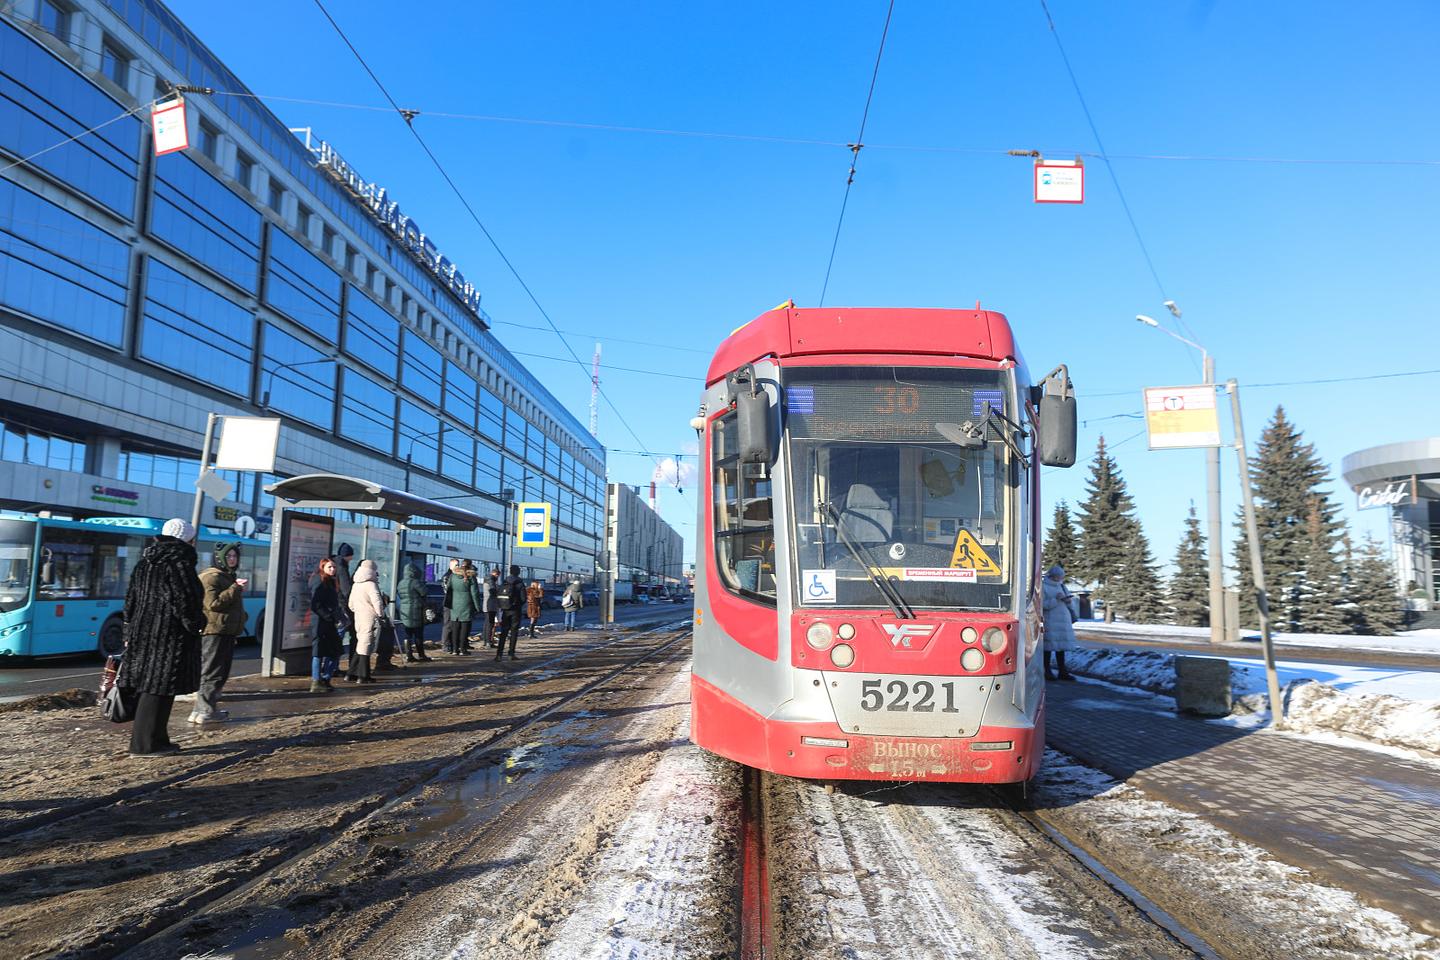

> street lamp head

[
  {"left": 1163, "top": 300, "right": 1182, "bottom": 319},
  {"left": 1136, "top": 314, "right": 1159, "bottom": 327}
]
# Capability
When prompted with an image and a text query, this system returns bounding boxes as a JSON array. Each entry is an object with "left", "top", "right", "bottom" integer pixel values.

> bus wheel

[{"left": 98, "top": 616, "right": 125, "bottom": 659}]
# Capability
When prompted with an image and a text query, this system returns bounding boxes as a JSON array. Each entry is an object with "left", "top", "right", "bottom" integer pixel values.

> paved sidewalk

[{"left": 1046, "top": 679, "right": 1440, "bottom": 936}]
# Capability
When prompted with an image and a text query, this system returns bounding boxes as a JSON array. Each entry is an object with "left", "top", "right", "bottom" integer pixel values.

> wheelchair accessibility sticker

[{"left": 803, "top": 569, "right": 837, "bottom": 604}]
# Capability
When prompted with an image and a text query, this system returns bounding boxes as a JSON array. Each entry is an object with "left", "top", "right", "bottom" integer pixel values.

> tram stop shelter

[{"left": 259, "top": 474, "right": 489, "bottom": 676}]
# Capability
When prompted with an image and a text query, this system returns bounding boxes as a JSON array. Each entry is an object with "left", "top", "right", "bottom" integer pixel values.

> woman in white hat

[
  {"left": 1041, "top": 565, "right": 1077, "bottom": 681},
  {"left": 120, "top": 518, "right": 206, "bottom": 756}
]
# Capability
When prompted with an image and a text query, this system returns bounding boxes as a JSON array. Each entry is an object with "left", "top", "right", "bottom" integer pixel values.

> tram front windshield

[
  {"left": 785, "top": 367, "right": 1017, "bottom": 612},
  {"left": 0, "top": 519, "right": 35, "bottom": 612}
]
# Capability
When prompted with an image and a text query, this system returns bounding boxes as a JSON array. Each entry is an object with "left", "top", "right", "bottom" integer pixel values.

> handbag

[{"left": 99, "top": 657, "right": 139, "bottom": 723}]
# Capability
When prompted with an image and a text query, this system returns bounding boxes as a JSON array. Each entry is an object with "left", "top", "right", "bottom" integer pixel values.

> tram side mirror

[
  {"left": 1036, "top": 365, "right": 1077, "bottom": 468},
  {"left": 736, "top": 391, "right": 773, "bottom": 463}
]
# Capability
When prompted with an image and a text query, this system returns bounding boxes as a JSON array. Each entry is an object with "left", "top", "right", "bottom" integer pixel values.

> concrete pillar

[
  {"left": 217, "top": 135, "right": 238, "bottom": 179},
  {"left": 77, "top": 13, "right": 102, "bottom": 72},
  {"left": 89, "top": 436, "right": 123, "bottom": 479},
  {"left": 280, "top": 190, "right": 298, "bottom": 228}
]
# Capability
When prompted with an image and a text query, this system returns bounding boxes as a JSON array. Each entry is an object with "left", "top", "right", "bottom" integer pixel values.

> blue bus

[{"left": 0, "top": 513, "right": 270, "bottom": 660}]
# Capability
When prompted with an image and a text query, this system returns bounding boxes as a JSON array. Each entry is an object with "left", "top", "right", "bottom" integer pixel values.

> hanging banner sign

[
  {"left": 515, "top": 502, "right": 552, "bottom": 549},
  {"left": 1144, "top": 385, "right": 1223, "bottom": 449},
  {"left": 151, "top": 97, "right": 189, "bottom": 156},
  {"left": 1034, "top": 159, "right": 1084, "bottom": 204}
]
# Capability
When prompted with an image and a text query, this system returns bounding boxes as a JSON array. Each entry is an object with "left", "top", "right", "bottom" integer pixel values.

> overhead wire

[
  {"left": 818, "top": 0, "right": 897, "bottom": 308},
  {"left": 308, "top": 0, "right": 690, "bottom": 500}
]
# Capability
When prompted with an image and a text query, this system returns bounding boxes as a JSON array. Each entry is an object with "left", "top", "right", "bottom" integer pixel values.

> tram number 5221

[{"left": 860, "top": 678, "right": 963, "bottom": 713}]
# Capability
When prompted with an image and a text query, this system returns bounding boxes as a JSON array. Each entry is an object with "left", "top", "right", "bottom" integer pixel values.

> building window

[
  {"left": 198, "top": 120, "right": 219, "bottom": 162},
  {"left": 0, "top": 419, "right": 87, "bottom": 472},
  {"left": 140, "top": 260, "right": 254, "bottom": 396},
  {"left": 321, "top": 225, "right": 337, "bottom": 260},
  {"left": 37, "top": 0, "right": 69, "bottom": 41},
  {"left": 297, "top": 204, "right": 313, "bottom": 237},
  {"left": 339, "top": 368, "right": 395, "bottom": 453},
  {"left": 260, "top": 324, "right": 335, "bottom": 425},
  {"left": 268, "top": 179, "right": 284, "bottom": 214},
  {"left": 150, "top": 152, "right": 262, "bottom": 292},
  {"left": 264, "top": 227, "right": 342, "bottom": 343},
  {"left": 100, "top": 40, "right": 128, "bottom": 88},
  {"left": 235, "top": 151, "right": 254, "bottom": 192},
  {"left": 343, "top": 284, "right": 399, "bottom": 378},
  {"left": 402, "top": 330, "right": 443, "bottom": 407}
]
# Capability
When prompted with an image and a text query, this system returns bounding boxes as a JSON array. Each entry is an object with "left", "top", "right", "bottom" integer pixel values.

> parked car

[
  {"left": 583, "top": 589, "right": 599, "bottom": 605},
  {"left": 423, "top": 582, "right": 445, "bottom": 623},
  {"left": 542, "top": 588, "right": 565, "bottom": 609}
]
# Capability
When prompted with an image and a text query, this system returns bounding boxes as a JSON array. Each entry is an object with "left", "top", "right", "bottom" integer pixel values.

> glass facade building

[{"left": 0, "top": 0, "right": 605, "bottom": 581}]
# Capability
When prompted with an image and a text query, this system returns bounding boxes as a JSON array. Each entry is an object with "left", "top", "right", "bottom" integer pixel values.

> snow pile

[
  {"left": 1034, "top": 750, "right": 1440, "bottom": 959},
  {"left": 1270, "top": 680, "right": 1440, "bottom": 756},
  {"left": 1077, "top": 620, "right": 1440, "bottom": 657},
  {"left": 1065, "top": 646, "right": 1192, "bottom": 696},
  {"left": 1068, "top": 645, "right": 1440, "bottom": 758}
]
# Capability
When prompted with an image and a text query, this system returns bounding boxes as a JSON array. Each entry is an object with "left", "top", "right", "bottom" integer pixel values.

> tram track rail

[
  {"left": 0, "top": 619, "right": 690, "bottom": 843},
  {"left": 0, "top": 624, "right": 693, "bottom": 960},
  {"left": 117, "top": 627, "right": 696, "bottom": 960}
]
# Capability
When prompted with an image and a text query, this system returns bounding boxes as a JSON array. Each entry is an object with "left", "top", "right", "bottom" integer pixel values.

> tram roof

[{"left": 705, "top": 306, "right": 1018, "bottom": 385}]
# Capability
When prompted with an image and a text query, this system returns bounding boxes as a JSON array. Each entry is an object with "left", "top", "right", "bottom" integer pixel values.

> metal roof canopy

[{"left": 265, "top": 473, "right": 489, "bottom": 530}]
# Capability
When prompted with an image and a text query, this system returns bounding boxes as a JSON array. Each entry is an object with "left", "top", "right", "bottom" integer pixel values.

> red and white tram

[{"left": 690, "top": 304, "right": 1077, "bottom": 784}]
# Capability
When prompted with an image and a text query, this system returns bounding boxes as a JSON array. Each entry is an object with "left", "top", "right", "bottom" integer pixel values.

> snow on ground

[
  {"left": 1066, "top": 646, "right": 1440, "bottom": 757},
  {"left": 542, "top": 686, "right": 737, "bottom": 960},
  {"left": 1034, "top": 749, "right": 1440, "bottom": 960},
  {"left": 1078, "top": 620, "right": 1440, "bottom": 657}
]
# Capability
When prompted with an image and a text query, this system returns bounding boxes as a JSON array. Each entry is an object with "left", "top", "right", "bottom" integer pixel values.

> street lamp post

[
  {"left": 1137, "top": 309, "right": 1227, "bottom": 645},
  {"left": 259, "top": 357, "right": 337, "bottom": 410}
]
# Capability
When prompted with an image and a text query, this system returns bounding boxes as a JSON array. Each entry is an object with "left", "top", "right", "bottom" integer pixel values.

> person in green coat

[
  {"left": 443, "top": 560, "right": 484, "bottom": 655},
  {"left": 395, "top": 562, "right": 431, "bottom": 662}
]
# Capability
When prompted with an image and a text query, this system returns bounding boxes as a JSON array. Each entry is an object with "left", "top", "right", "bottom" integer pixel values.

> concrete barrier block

[{"left": 1174, "top": 656, "right": 1232, "bottom": 717}]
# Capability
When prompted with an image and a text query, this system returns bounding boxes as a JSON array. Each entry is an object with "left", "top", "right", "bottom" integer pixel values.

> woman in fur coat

[
  {"left": 122, "top": 518, "right": 205, "bottom": 757},
  {"left": 346, "top": 559, "right": 384, "bottom": 683}
]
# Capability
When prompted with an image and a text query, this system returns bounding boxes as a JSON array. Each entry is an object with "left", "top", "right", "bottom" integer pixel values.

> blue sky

[{"left": 171, "top": 0, "right": 1439, "bottom": 572}]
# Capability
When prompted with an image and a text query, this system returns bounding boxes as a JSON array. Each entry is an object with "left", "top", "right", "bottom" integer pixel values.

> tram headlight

[
  {"left": 830, "top": 643, "right": 855, "bottom": 668},
  {"left": 806, "top": 622, "right": 834, "bottom": 650},
  {"left": 837, "top": 623, "right": 856, "bottom": 641},
  {"left": 981, "top": 627, "right": 1006, "bottom": 653},
  {"left": 961, "top": 626, "right": 977, "bottom": 644},
  {"left": 960, "top": 648, "right": 985, "bottom": 672}
]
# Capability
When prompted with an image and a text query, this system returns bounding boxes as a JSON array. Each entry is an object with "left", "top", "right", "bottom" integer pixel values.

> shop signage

[
  {"left": 213, "top": 505, "right": 239, "bottom": 522},
  {"left": 305, "top": 136, "right": 483, "bottom": 319},
  {"left": 91, "top": 484, "right": 139, "bottom": 506},
  {"left": 1356, "top": 479, "right": 1413, "bottom": 510}
]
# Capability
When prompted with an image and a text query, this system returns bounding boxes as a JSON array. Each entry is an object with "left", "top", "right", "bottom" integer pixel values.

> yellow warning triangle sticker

[{"left": 948, "top": 529, "right": 1001, "bottom": 575}]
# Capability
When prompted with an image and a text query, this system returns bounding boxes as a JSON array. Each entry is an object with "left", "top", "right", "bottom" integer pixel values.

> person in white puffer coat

[
  {"left": 346, "top": 559, "right": 384, "bottom": 684},
  {"left": 1041, "top": 565, "right": 1077, "bottom": 681}
]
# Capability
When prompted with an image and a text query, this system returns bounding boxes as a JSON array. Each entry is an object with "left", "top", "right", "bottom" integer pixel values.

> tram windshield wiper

[
  {"left": 822, "top": 501, "right": 915, "bottom": 620},
  {"left": 935, "top": 406, "right": 1030, "bottom": 468}
]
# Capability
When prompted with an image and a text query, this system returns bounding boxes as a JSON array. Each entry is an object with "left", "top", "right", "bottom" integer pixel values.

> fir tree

[
  {"left": 1168, "top": 504, "right": 1209, "bottom": 626},
  {"left": 1043, "top": 501, "right": 1079, "bottom": 576},
  {"left": 1233, "top": 406, "right": 1346, "bottom": 630},
  {"left": 1076, "top": 437, "right": 1160, "bottom": 622},
  {"left": 1292, "top": 499, "right": 1348, "bottom": 634},
  {"left": 1347, "top": 534, "right": 1404, "bottom": 635},
  {"left": 1111, "top": 522, "right": 1166, "bottom": 623}
]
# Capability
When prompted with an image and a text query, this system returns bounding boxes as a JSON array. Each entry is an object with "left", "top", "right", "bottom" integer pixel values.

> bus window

[
  {"left": 0, "top": 518, "right": 35, "bottom": 611},
  {"left": 37, "top": 531, "right": 100, "bottom": 600}
]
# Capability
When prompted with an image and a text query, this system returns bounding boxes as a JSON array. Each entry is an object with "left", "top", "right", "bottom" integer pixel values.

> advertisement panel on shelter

[
  {"left": 1143, "top": 385, "right": 1222, "bottom": 449},
  {"left": 281, "top": 514, "right": 334, "bottom": 652}
]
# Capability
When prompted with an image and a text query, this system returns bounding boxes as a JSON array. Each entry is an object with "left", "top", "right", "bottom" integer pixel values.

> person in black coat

[
  {"left": 495, "top": 564, "right": 527, "bottom": 662},
  {"left": 333, "top": 543, "right": 357, "bottom": 665},
  {"left": 121, "top": 518, "right": 205, "bottom": 757},
  {"left": 310, "top": 557, "right": 346, "bottom": 693}
]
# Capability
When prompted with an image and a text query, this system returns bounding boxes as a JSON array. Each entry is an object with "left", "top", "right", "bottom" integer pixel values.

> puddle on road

[
  {"left": 210, "top": 711, "right": 611, "bottom": 960},
  {"left": 1360, "top": 775, "right": 1440, "bottom": 807}
]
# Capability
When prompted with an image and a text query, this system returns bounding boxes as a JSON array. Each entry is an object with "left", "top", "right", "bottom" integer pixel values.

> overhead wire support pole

[
  {"left": 818, "top": 0, "right": 897, "bottom": 307},
  {"left": 1226, "top": 379, "right": 1283, "bottom": 725}
]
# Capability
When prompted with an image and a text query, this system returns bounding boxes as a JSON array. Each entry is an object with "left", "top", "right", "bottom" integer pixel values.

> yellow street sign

[
  {"left": 1144, "top": 385, "right": 1222, "bottom": 449},
  {"left": 948, "top": 530, "right": 1001, "bottom": 576}
]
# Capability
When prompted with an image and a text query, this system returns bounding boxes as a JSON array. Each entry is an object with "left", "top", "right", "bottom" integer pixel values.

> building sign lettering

[
  {"left": 304, "top": 136, "right": 483, "bottom": 319},
  {"left": 91, "top": 485, "right": 139, "bottom": 506},
  {"left": 1356, "top": 479, "right": 1413, "bottom": 510}
]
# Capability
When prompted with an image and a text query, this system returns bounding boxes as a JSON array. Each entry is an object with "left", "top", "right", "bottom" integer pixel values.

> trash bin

[{"left": 1174, "top": 656, "right": 1232, "bottom": 717}]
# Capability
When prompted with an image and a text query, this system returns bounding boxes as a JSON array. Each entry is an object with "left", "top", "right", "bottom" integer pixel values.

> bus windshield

[
  {"left": 785, "top": 366, "right": 1017, "bottom": 612},
  {"left": 0, "top": 519, "right": 36, "bottom": 612}
]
